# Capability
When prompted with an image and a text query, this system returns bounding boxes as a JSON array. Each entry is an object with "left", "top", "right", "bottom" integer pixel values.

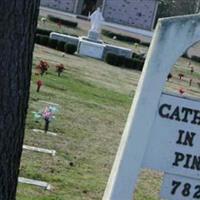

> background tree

[
  {"left": 155, "top": 0, "right": 200, "bottom": 26},
  {"left": 156, "top": 0, "right": 176, "bottom": 18},
  {"left": 0, "top": 1, "right": 40, "bottom": 199},
  {"left": 172, "top": 0, "right": 200, "bottom": 15}
]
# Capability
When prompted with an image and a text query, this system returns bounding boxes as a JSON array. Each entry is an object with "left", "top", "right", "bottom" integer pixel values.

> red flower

[
  {"left": 179, "top": 88, "right": 185, "bottom": 95},
  {"left": 37, "top": 80, "right": 43, "bottom": 86},
  {"left": 36, "top": 60, "right": 49, "bottom": 76},
  {"left": 56, "top": 64, "right": 64, "bottom": 70},
  {"left": 56, "top": 64, "right": 65, "bottom": 76}
]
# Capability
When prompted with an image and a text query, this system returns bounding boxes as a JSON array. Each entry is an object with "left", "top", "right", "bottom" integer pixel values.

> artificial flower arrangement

[
  {"left": 55, "top": 63, "right": 65, "bottom": 76},
  {"left": 33, "top": 105, "right": 58, "bottom": 132},
  {"left": 35, "top": 60, "right": 49, "bottom": 76}
]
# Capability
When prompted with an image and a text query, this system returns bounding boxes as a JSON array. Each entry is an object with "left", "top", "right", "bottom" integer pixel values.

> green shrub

[
  {"left": 105, "top": 53, "right": 116, "bottom": 65},
  {"left": 191, "top": 55, "right": 200, "bottom": 62},
  {"left": 105, "top": 53, "right": 144, "bottom": 71},
  {"left": 48, "top": 38, "right": 58, "bottom": 49},
  {"left": 64, "top": 43, "right": 77, "bottom": 54},
  {"left": 116, "top": 55, "right": 125, "bottom": 66},
  {"left": 105, "top": 53, "right": 125, "bottom": 66},
  {"left": 123, "top": 57, "right": 144, "bottom": 70},
  {"left": 48, "top": 15, "right": 78, "bottom": 28},
  {"left": 132, "top": 52, "right": 145, "bottom": 61},
  {"left": 132, "top": 58, "right": 144, "bottom": 71},
  {"left": 36, "top": 27, "right": 79, "bottom": 38},
  {"left": 35, "top": 34, "right": 41, "bottom": 44},
  {"left": 57, "top": 41, "right": 66, "bottom": 52},
  {"left": 35, "top": 34, "right": 49, "bottom": 46},
  {"left": 123, "top": 58, "right": 135, "bottom": 69},
  {"left": 36, "top": 28, "right": 52, "bottom": 36},
  {"left": 102, "top": 30, "right": 140, "bottom": 43},
  {"left": 140, "top": 41, "right": 150, "bottom": 47}
]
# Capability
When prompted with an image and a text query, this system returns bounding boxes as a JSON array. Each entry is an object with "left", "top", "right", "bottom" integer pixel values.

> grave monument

[
  {"left": 77, "top": 7, "right": 132, "bottom": 59},
  {"left": 88, "top": 7, "right": 104, "bottom": 41},
  {"left": 78, "top": 7, "right": 105, "bottom": 44},
  {"left": 78, "top": 7, "right": 106, "bottom": 59}
]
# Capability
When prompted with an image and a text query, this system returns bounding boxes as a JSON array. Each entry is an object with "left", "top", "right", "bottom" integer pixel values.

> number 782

[{"left": 171, "top": 180, "right": 200, "bottom": 198}]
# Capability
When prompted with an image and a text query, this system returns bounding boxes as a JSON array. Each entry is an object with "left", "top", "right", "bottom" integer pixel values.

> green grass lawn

[
  {"left": 17, "top": 44, "right": 131, "bottom": 200},
  {"left": 17, "top": 43, "right": 164, "bottom": 200},
  {"left": 16, "top": 17, "right": 200, "bottom": 200}
]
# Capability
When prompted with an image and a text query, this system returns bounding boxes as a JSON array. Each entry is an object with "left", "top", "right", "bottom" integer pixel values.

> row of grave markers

[
  {"left": 103, "top": 14, "right": 200, "bottom": 200},
  {"left": 20, "top": 101, "right": 59, "bottom": 190}
]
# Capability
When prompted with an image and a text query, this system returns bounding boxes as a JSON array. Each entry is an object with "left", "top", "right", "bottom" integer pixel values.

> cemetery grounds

[{"left": 16, "top": 16, "right": 200, "bottom": 200}]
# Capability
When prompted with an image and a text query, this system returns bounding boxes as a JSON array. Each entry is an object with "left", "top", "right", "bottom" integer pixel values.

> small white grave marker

[
  {"left": 23, "top": 145, "right": 56, "bottom": 156},
  {"left": 39, "top": 100, "right": 59, "bottom": 106},
  {"left": 18, "top": 177, "right": 51, "bottom": 190},
  {"left": 32, "top": 129, "right": 57, "bottom": 136}
]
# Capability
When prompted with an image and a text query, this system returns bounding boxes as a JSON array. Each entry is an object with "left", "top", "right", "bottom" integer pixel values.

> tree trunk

[{"left": 0, "top": 1, "right": 40, "bottom": 199}]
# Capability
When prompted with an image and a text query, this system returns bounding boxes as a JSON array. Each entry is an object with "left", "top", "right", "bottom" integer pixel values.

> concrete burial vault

[{"left": 103, "top": 14, "right": 200, "bottom": 200}]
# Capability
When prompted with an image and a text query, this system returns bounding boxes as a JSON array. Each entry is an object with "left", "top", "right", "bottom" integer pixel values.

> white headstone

[
  {"left": 78, "top": 39, "right": 105, "bottom": 59},
  {"left": 18, "top": 177, "right": 51, "bottom": 190},
  {"left": 23, "top": 145, "right": 56, "bottom": 156}
]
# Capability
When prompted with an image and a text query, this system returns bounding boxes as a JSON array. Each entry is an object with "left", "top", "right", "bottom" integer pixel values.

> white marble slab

[
  {"left": 78, "top": 39, "right": 105, "bottom": 59},
  {"left": 23, "top": 145, "right": 56, "bottom": 156},
  {"left": 39, "top": 100, "right": 59, "bottom": 106},
  {"left": 18, "top": 177, "right": 51, "bottom": 190},
  {"left": 32, "top": 129, "right": 57, "bottom": 136}
]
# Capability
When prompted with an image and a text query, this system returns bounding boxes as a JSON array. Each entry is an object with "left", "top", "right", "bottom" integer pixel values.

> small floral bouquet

[
  {"left": 33, "top": 105, "right": 58, "bottom": 132},
  {"left": 55, "top": 63, "right": 65, "bottom": 76},
  {"left": 36, "top": 80, "right": 43, "bottom": 92},
  {"left": 35, "top": 60, "right": 49, "bottom": 76}
]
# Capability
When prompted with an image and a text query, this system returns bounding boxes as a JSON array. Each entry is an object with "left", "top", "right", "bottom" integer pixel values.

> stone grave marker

[
  {"left": 103, "top": 14, "right": 200, "bottom": 200},
  {"left": 18, "top": 177, "right": 51, "bottom": 190},
  {"left": 32, "top": 128, "right": 57, "bottom": 136},
  {"left": 23, "top": 145, "right": 56, "bottom": 156}
]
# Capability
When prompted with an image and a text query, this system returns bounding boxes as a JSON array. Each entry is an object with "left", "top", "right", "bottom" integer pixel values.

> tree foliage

[{"left": 157, "top": 0, "right": 200, "bottom": 19}]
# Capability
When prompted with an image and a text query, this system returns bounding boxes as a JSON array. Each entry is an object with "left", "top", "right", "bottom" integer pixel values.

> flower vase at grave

[
  {"left": 42, "top": 106, "right": 54, "bottom": 133},
  {"left": 36, "top": 80, "right": 43, "bottom": 92},
  {"left": 189, "top": 79, "right": 193, "bottom": 86},
  {"left": 56, "top": 64, "right": 65, "bottom": 77},
  {"left": 35, "top": 60, "right": 49, "bottom": 76},
  {"left": 191, "top": 67, "right": 194, "bottom": 74},
  {"left": 44, "top": 118, "right": 49, "bottom": 133},
  {"left": 58, "top": 20, "right": 62, "bottom": 29}
]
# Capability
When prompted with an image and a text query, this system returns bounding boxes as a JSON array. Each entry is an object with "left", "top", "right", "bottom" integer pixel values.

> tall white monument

[
  {"left": 78, "top": 7, "right": 132, "bottom": 60},
  {"left": 88, "top": 7, "right": 104, "bottom": 41}
]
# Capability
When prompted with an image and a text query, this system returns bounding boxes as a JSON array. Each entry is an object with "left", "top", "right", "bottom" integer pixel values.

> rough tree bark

[{"left": 0, "top": 1, "right": 40, "bottom": 199}]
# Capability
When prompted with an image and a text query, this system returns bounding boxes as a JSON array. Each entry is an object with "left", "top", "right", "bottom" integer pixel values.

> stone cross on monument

[{"left": 103, "top": 14, "right": 200, "bottom": 200}]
